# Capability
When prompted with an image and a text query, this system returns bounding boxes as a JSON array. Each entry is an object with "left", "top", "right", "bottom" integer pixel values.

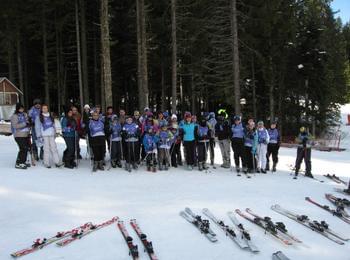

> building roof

[{"left": 0, "top": 77, "right": 23, "bottom": 95}]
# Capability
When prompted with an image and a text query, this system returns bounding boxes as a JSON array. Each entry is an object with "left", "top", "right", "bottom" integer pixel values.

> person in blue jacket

[
  {"left": 110, "top": 115, "right": 123, "bottom": 168},
  {"left": 243, "top": 120, "right": 258, "bottom": 174},
  {"left": 231, "top": 115, "right": 245, "bottom": 173},
  {"left": 179, "top": 112, "right": 196, "bottom": 170},
  {"left": 122, "top": 116, "right": 141, "bottom": 171},
  {"left": 143, "top": 125, "right": 159, "bottom": 172},
  {"left": 266, "top": 121, "right": 280, "bottom": 172},
  {"left": 61, "top": 108, "right": 77, "bottom": 169},
  {"left": 89, "top": 109, "right": 106, "bottom": 172}
]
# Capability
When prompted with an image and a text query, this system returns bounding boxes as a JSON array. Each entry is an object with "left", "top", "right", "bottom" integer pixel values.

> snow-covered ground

[{"left": 1, "top": 108, "right": 349, "bottom": 260}]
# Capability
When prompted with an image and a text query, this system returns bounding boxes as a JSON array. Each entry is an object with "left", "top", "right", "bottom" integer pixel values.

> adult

[
  {"left": 28, "top": 98, "right": 43, "bottom": 160},
  {"left": 294, "top": 127, "right": 314, "bottom": 178}
]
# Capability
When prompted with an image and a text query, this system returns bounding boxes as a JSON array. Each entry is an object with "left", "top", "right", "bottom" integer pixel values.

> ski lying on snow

[
  {"left": 11, "top": 222, "right": 92, "bottom": 258},
  {"left": 202, "top": 208, "right": 248, "bottom": 249},
  {"left": 118, "top": 221, "right": 139, "bottom": 260},
  {"left": 325, "top": 194, "right": 350, "bottom": 208},
  {"left": 323, "top": 174, "right": 348, "bottom": 185},
  {"left": 227, "top": 211, "right": 259, "bottom": 253},
  {"left": 235, "top": 209, "right": 293, "bottom": 245},
  {"left": 180, "top": 210, "right": 217, "bottom": 242},
  {"left": 305, "top": 197, "right": 350, "bottom": 224},
  {"left": 334, "top": 188, "right": 350, "bottom": 197},
  {"left": 245, "top": 208, "right": 302, "bottom": 243},
  {"left": 271, "top": 204, "right": 346, "bottom": 244},
  {"left": 56, "top": 216, "right": 118, "bottom": 247},
  {"left": 272, "top": 251, "right": 291, "bottom": 260},
  {"left": 185, "top": 207, "right": 216, "bottom": 237},
  {"left": 130, "top": 219, "right": 158, "bottom": 260}
]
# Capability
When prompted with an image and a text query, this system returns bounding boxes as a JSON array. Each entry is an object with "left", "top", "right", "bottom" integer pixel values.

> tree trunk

[
  {"left": 42, "top": 4, "right": 50, "bottom": 108},
  {"left": 136, "top": 0, "right": 143, "bottom": 110},
  {"left": 16, "top": 26, "right": 24, "bottom": 102},
  {"left": 161, "top": 61, "right": 166, "bottom": 111},
  {"left": 251, "top": 55, "right": 257, "bottom": 119},
  {"left": 80, "top": 0, "right": 89, "bottom": 104},
  {"left": 269, "top": 57, "right": 275, "bottom": 122},
  {"left": 6, "top": 21, "right": 15, "bottom": 82},
  {"left": 55, "top": 12, "right": 61, "bottom": 114},
  {"left": 93, "top": 26, "right": 100, "bottom": 105},
  {"left": 171, "top": 0, "right": 177, "bottom": 113},
  {"left": 75, "top": 0, "right": 84, "bottom": 112},
  {"left": 230, "top": 0, "right": 240, "bottom": 115},
  {"left": 100, "top": 0, "right": 113, "bottom": 109}
]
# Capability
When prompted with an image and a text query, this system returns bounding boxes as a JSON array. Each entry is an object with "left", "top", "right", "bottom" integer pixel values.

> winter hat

[
  {"left": 111, "top": 114, "right": 118, "bottom": 121},
  {"left": 144, "top": 107, "right": 150, "bottom": 112},
  {"left": 184, "top": 111, "right": 192, "bottom": 119},
  {"left": 233, "top": 115, "right": 241, "bottom": 121},
  {"left": 171, "top": 114, "right": 177, "bottom": 120},
  {"left": 163, "top": 111, "right": 169, "bottom": 118},
  {"left": 134, "top": 110, "right": 140, "bottom": 116},
  {"left": 209, "top": 112, "right": 215, "bottom": 119},
  {"left": 15, "top": 103, "right": 24, "bottom": 112},
  {"left": 84, "top": 104, "right": 90, "bottom": 110},
  {"left": 300, "top": 126, "right": 306, "bottom": 132},
  {"left": 160, "top": 120, "right": 168, "bottom": 128},
  {"left": 257, "top": 121, "right": 264, "bottom": 126},
  {"left": 33, "top": 98, "right": 41, "bottom": 105}
]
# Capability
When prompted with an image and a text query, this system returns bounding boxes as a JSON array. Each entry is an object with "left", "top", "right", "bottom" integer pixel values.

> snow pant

[
  {"left": 15, "top": 137, "right": 29, "bottom": 164},
  {"left": 125, "top": 141, "right": 139, "bottom": 164},
  {"left": 90, "top": 136, "right": 105, "bottom": 162},
  {"left": 43, "top": 136, "right": 60, "bottom": 166},
  {"left": 295, "top": 147, "right": 311, "bottom": 175},
  {"left": 266, "top": 143, "right": 279, "bottom": 169},
  {"left": 231, "top": 137, "right": 244, "bottom": 167},
  {"left": 170, "top": 142, "right": 182, "bottom": 167},
  {"left": 63, "top": 136, "right": 75, "bottom": 164},
  {"left": 31, "top": 127, "right": 43, "bottom": 159},
  {"left": 243, "top": 146, "right": 255, "bottom": 171},
  {"left": 218, "top": 139, "right": 231, "bottom": 166},
  {"left": 197, "top": 141, "right": 209, "bottom": 163},
  {"left": 111, "top": 141, "right": 122, "bottom": 163},
  {"left": 209, "top": 138, "right": 215, "bottom": 164},
  {"left": 183, "top": 141, "right": 195, "bottom": 166},
  {"left": 146, "top": 152, "right": 157, "bottom": 167},
  {"left": 256, "top": 143, "right": 267, "bottom": 170},
  {"left": 158, "top": 148, "right": 170, "bottom": 166}
]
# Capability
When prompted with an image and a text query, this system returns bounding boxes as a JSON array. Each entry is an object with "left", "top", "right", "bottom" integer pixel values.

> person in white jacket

[
  {"left": 35, "top": 104, "right": 63, "bottom": 168},
  {"left": 256, "top": 121, "right": 270, "bottom": 173}
]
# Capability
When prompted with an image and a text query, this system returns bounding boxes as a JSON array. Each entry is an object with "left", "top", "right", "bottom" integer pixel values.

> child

[
  {"left": 195, "top": 117, "right": 212, "bottom": 171},
  {"left": 11, "top": 103, "right": 31, "bottom": 169},
  {"left": 215, "top": 112, "right": 231, "bottom": 168},
  {"left": 179, "top": 112, "right": 196, "bottom": 170},
  {"left": 122, "top": 116, "right": 140, "bottom": 171},
  {"left": 157, "top": 122, "right": 173, "bottom": 170},
  {"left": 243, "top": 121, "right": 257, "bottom": 174},
  {"left": 266, "top": 121, "right": 280, "bottom": 172},
  {"left": 110, "top": 115, "right": 123, "bottom": 168},
  {"left": 35, "top": 104, "right": 63, "bottom": 168},
  {"left": 89, "top": 109, "right": 106, "bottom": 172},
  {"left": 256, "top": 121, "right": 270, "bottom": 173},
  {"left": 169, "top": 114, "right": 182, "bottom": 167},
  {"left": 207, "top": 112, "right": 216, "bottom": 166},
  {"left": 61, "top": 108, "right": 77, "bottom": 169},
  {"left": 231, "top": 115, "right": 245, "bottom": 172},
  {"left": 143, "top": 126, "right": 159, "bottom": 172}
]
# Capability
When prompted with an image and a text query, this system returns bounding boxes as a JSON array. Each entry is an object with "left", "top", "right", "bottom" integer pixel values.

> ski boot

[
  {"left": 98, "top": 161, "right": 105, "bottom": 171},
  {"left": 15, "top": 163, "right": 27, "bottom": 170},
  {"left": 272, "top": 162, "right": 277, "bottom": 172},
  {"left": 111, "top": 160, "right": 117, "bottom": 168},
  {"left": 116, "top": 161, "right": 122, "bottom": 168},
  {"left": 305, "top": 172, "right": 314, "bottom": 178},
  {"left": 187, "top": 165, "right": 193, "bottom": 171},
  {"left": 203, "top": 162, "right": 209, "bottom": 170},
  {"left": 132, "top": 163, "right": 138, "bottom": 170},
  {"left": 93, "top": 161, "right": 98, "bottom": 172},
  {"left": 256, "top": 168, "right": 260, "bottom": 173},
  {"left": 55, "top": 162, "right": 64, "bottom": 168},
  {"left": 261, "top": 169, "right": 267, "bottom": 174},
  {"left": 198, "top": 163, "right": 203, "bottom": 171},
  {"left": 235, "top": 165, "right": 240, "bottom": 173}
]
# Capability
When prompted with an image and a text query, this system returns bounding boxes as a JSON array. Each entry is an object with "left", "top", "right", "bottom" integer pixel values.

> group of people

[{"left": 10, "top": 99, "right": 314, "bottom": 177}]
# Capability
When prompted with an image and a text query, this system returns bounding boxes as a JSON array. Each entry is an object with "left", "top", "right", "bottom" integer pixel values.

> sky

[{"left": 331, "top": 0, "right": 350, "bottom": 24}]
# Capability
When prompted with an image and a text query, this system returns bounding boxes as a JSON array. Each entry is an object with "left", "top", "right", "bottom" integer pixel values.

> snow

[{"left": 1, "top": 107, "right": 350, "bottom": 260}]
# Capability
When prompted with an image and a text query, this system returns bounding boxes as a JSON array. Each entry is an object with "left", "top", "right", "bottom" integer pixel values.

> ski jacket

[
  {"left": 215, "top": 120, "right": 231, "bottom": 140},
  {"left": 110, "top": 121, "right": 122, "bottom": 141},
  {"left": 89, "top": 119, "right": 105, "bottom": 137},
  {"left": 122, "top": 122, "right": 140, "bottom": 142},
  {"left": 11, "top": 112, "right": 30, "bottom": 137},
  {"left": 35, "top": 113, "right": 56, "bottom": 138},
  {"left": 257, "top": 128, "right": 270, "bottom": 145},
  {"left": 268, "top": 128, "right": 280, "bottom": 145},
  {"left": 180, "top": 122, "right": 196, "bottom": 141},
  {"left": 61, "top": 116, "right": 77, "bottom": 138},
  {"left": 231, "top": 123, "right": 245, "bottom": 139}
]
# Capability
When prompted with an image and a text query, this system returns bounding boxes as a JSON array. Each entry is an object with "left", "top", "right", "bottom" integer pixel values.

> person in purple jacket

[
  {"left": 266, "top": 121, "right": 280, "bottom": 172},
  {"left": 89, "top": 109, "right": 106, "bottom": 172}
]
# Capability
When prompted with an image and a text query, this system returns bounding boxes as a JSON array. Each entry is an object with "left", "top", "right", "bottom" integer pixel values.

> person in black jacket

[
  {"left": 195, "top": 117, "right": 212, "bottom": 171},
  {"left": 215, "top": 112, "right": 231, "bottom": 168}
]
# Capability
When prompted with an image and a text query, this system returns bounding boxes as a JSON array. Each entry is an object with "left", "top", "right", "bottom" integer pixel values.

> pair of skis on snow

[
  {"left": 323, "top": 173, "right": 348, "bottom": 185},
  {"left": 11, "top": 217, "right": 118, "bottom": 258},
  {"left": 118, "top": 219, "right": 158, "bottom": 260},
  {"left": 271, "top": 204, "right": 349, "bottom": 245},
  {"left": 180, "top": 207, "right": 260, "bottom": 253},
  {"left": 305, "top": 194, "right": 350, "bottom": 224},
  {"left": 235, "top": 208, "right": 302, "bottom": 246}
]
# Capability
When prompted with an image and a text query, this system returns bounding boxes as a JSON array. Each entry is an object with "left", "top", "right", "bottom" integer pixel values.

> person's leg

[
  {"left": 49, "top": 136, "right": 60, "bottom": 165},
  {"left": 305, "top": 148, "right": 312, "bottom": 176},
  {"left": 15, "top": 137, "right": 28, "bottom": 164},
  {"left": 209, "top": 139, "right": 215, "bottom": 165},
  {"left": 294, "top": 147, "right": 304, "bottom": 176},
  {"left": 232, "top": 140, "right": 240, "bottom": 167},
  {"left": 43, "top": 136, "right": 51, "bottom": 166}
]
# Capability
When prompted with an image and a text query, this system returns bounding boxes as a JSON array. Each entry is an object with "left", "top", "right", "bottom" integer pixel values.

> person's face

[
  {"left": 120, "top": 110, "right": 126, "bottom": 116},
  {"left": 107, "top": 108, "right": 113, "bottom": 114},
  {"left": 42, "top": 106, "right": 49, "bottom": 113},
  {"left": 72, "top": 107, "right": 78, "bottom": 114},
  {"left": 158, "top": 114, "right": 163, "bottom": 119},
  {"left": 126, "top": 118, "right": 133, "bottom": 124},
  {"left": 19, "top": 107, "right": 24, "bottom": 113},
  {"left": 67, "top": 111, "right": 73, "bottom": 117},
  {"left": 92, "top": 113, "right": 99, "bottom": 120},
  {"left": 186, "top": 117, "right": 191, "bottom": 123},
  {"left": 134, "top": 114, "right": 140, "bottom": 119},
  {"left": 235, "top": 119, "right": 240, "bottom": 125},
  {"left": 84, "top": 108, "right": 90, "bottom": 113},
  {"left": 271, "top": 124, "right": 276, "bottom": 129},
  {"left": 35, "top": 104, "right": 41, "bottom": 109}
]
